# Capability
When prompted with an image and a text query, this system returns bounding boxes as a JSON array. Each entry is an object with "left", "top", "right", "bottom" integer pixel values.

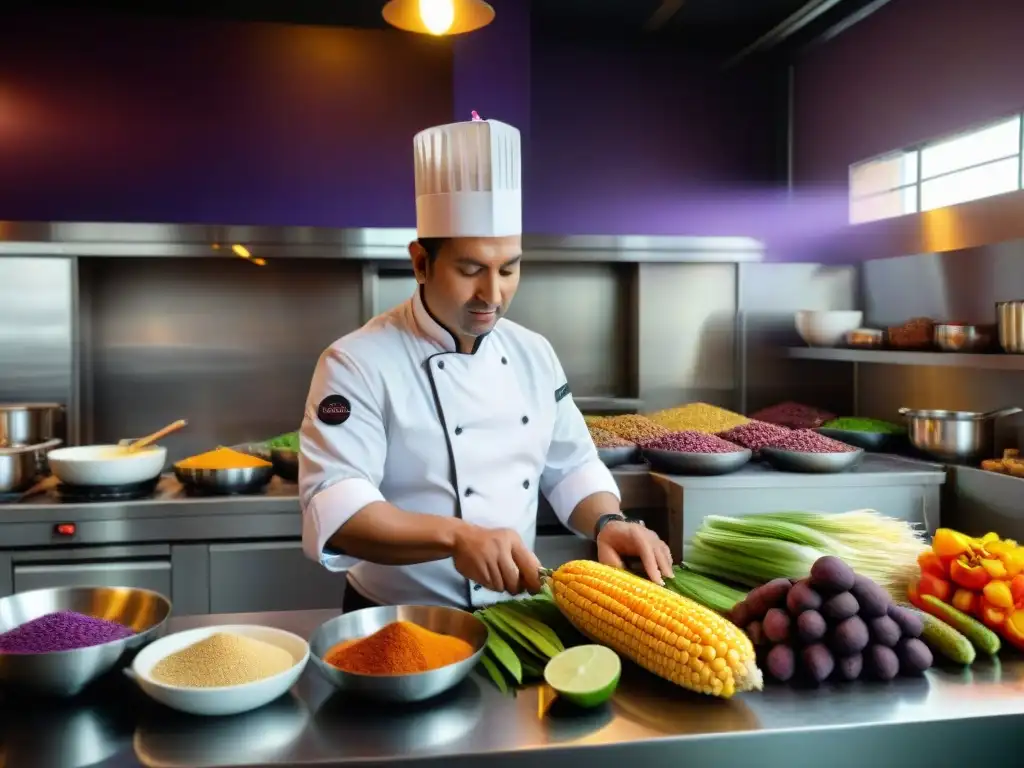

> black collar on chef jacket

[{"left": 416, "top": 285, "right": 492, "bottom": 355}]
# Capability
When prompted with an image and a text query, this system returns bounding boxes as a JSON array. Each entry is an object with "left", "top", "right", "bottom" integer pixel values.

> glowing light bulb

[{"left": 419, "top": 0, "right": 455, "bottom": 35}]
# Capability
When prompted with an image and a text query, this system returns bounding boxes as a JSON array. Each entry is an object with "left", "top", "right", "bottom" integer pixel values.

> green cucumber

[
  {"left": 915, "top": 609, "right": 976, "bottom": 665},
  {"left": 921, "top": 595, "right": 1001, "bottom": 656}
]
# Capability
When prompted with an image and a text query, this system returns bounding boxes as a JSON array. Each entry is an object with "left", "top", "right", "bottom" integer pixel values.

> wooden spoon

[{"left": 128, "top": 419, "right": 188, "bottom": 452}]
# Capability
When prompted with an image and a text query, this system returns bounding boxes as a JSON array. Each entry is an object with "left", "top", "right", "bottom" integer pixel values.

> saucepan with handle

[
  {"left": 898, "top": 406, "right": 1022, "bottom": 463},
  {"left": 0, "top": 439, "right": 62, "bottom": 494}
]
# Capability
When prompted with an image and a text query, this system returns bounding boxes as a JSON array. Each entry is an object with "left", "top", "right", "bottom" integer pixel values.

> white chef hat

[{"left": 413, "top": 112, "right": 522, "bottom": 238}]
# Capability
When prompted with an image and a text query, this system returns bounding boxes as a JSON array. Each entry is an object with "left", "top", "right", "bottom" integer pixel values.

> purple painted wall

[
  {"left": 0, "top": 11, "right": 452, "bottom": 226},
  {"left": 0, "top": 5, "right": 783, "bottom": 239},
  {"left": 794, "top": 0, "right": 1024, "bottom": 190},
  {"left": 526, "top": 36, "right": 781, "bottom": 236}
]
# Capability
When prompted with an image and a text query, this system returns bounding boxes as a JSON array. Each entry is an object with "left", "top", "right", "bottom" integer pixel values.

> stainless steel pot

[
  {"left": 898, "top": 407, "right": 1021, "bottom": 463},
  {"left": 0, "top": 403, "right": 64, "bottom": 446},
  {"left": 0, "top": 438, "right": 62, "bottom": 493},
  {"left": 996, "top": 300, "right": 1024, "bottom": 353}
]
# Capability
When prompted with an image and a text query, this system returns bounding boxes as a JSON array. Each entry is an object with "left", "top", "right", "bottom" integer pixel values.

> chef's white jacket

[{"left": 299, "top": 287, "right": 621, "bottom": 609}]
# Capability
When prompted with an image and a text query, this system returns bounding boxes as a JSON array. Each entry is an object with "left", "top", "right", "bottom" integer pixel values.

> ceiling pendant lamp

[{"left": 382, "top": 0, "right": 495, "bottom": 36}]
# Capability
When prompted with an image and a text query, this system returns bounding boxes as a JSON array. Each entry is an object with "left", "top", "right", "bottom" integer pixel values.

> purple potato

[
  {"left": 746, "top": 620, "right": 765, "bottom": 646},
  {"left": 730, "top": 600, "right": 752, "bottom": 628},
  {"left": 868, "top": 615, "right": 902, "bottom": 648},
  {"left": 766, "top": 644, "right": 796, "bottom": 682},
  {"left": 896, "top": 637, "right": 933, "bottom": 675},
  {"left": 745, "top": 578, "right": 793, "bottom": 619},
  {"left": 887, "top": 604, "right": 923, "bottom": 638},
  {"left": 796, "top": 610, "right": 827, "bottom": 643},
  {"left": 786, "top": 580, "right": 823, "bottom": 615},
  {"left": 809, "top": 555, "right": 856, "bottom": 594},
  {"left": 830, "top": 615, "right": 870, "bottom": 655},
  {"left": 865, "top": 644, "right": 900, "bottom": 681},
  {"left": 836, "top": 653, "right": 863, "bottom": 681},
  {"left": 801, "top": 643, "right": 835, "bottom": 684},
  {"left": 821, "top": 591, "right": 860, "bottom": 622},
  {"left": 850, "top": 574, "right": 890, "bottom": 619},
  {"left": 763, "top": 608, "right": 792, "bottom": 644}
]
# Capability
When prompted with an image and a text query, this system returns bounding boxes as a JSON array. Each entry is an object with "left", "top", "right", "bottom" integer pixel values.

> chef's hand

[
  {"left": 596, "top": 520, "right": 674, "bottom": 586},
  {"left": 452, "top": 524, "right": 543, "bottom": 595}
]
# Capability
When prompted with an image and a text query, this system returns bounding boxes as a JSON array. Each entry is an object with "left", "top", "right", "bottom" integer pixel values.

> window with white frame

[{"left": 849, "top": 114, "right": 1024, "bottom": 224}]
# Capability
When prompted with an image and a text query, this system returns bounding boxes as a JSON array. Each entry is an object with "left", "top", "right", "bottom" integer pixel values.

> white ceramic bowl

[
  {"left": 128, "top": 624, "right": 309, "bottom": 717},
  {"left": 46, "top": 444, "right": 167, "bottom": 486},
  {"left": 795, "top": 310, "right": 864, "bottom": 347}
]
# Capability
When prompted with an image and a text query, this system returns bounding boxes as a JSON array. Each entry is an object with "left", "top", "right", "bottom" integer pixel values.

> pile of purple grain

[
  {"left": 588, "top": 425, "right": 636, "bottom": 449},
  {"left": 769, "top": 429, "right": 857, "bottom": 454},
  {"left": 0, "top": 610, "right": 135, "bottom": 654},
  {"left": 718, "top": 420, "right": 792, "bottom": 451},
  {"left": 749, "top": 402, "right": 836, "bottom": 430},
  {"left": 642, "top": 430, "right": 744, "bottom": 454}
]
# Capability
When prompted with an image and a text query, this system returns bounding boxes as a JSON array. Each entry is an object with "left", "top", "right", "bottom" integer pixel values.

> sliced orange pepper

[
  {"left": 979, "top": 595, "right": 1007, "bottom": 630},
  {"left": 949, "top": 558, "right": 990, "bottom": 591},
  {"left": 907, "top": 580, "right": 925, "bottom": 610},
  {"left": 1003, "top": 609, "right": 1024, "bottom": 651},
  {"left": 979, "top": 532, "right": 1001, "bottom": 546},
  {"left": 932, "top": 528, "right": 973, "bottom": 558},
  {"left": 951, "top": 588, "right": 979, "bottom": 616},
  {"left": 981, "top": 558, "right": 1008, "bottom": 580},
  {"left": 917, "top": 550, "right": 948, "bottom": 578},
  {"left": 983, "top": 579, "right": 1014, "bottom": 610},
  {"left": 918, "top": 571, "right": 953, "bottom": 603},
  {"left": 1000, "top": 547, "right": 1024, "bottom": 578},
  {"left": 986, "top": 539, "right": 1015, "bottom": 555},
  {"left": 1011, "top": 574, "right": 1024, "bottom": 606}
]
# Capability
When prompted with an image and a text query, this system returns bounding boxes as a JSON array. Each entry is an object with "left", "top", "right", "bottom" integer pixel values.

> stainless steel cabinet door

[
  {"left": 208, "top": 541, "right": 344, "bottom": 614},
  {"left": 13, "top": 559, "right": 172, "bottom": 595}
]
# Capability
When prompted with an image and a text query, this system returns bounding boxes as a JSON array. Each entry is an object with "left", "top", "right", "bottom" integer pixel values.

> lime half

[{"left": 543, "top": 645, "right": 621, "bottom": 708}]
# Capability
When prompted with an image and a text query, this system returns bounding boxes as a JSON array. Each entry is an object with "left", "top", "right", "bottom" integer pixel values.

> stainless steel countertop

[
  {"left": 0, "top": 456, "right": 944, "bottom": 524},
  {"left": 2, "top": 608, "right": 1021, "bottom": 768}
]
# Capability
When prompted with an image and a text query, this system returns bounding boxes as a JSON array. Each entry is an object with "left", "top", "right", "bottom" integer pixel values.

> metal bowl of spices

[
  {"left": 309, "top": 605, "right": 488, "bottom": 704},
  {"left": 933, "top": 323, "right": 997, "bottom": 353},
  {"left": 173, "top": 446, "right": 275, "bottom": 495},
  {"left": 128, "top": 624, "right": 310, "bottom": 717},
  {"left": 0, "top": 586, "right": 171, "bottom": 698}
]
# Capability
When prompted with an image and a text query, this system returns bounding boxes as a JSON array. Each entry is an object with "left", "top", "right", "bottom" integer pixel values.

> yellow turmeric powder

[
  {"left": 323, "top": 621, "right": 473, "bottom": 675},
  {"left": 175, "top": 446, "right": 271, "bottom": 471}
]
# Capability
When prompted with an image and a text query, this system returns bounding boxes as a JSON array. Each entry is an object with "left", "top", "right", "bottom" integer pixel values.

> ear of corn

[{"left": 547, "top": 560, "right": 763, "bottom": 699}]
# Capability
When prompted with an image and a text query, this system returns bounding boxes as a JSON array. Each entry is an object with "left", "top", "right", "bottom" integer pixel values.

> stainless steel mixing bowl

[
  {"left": 173, "top": 463, "right": 274, "bottom": 494},
  {"left": 0, "top": 586, "right": 171, "bottom": 697},
  {"left": 309, "top": 605, "right": 487, "bottom": 703},
  {"left": 899, "top": 407, "right": 1021, "bottom": 462}
]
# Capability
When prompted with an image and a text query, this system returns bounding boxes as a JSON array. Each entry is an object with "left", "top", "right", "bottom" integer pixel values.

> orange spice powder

[{"left": 323, "top": 620, "right": 473, "bottom": 675}]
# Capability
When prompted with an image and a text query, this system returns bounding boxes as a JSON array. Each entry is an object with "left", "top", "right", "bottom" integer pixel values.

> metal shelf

[{"left": 785, "top": 347, "right": 1024, "bottom": 369}]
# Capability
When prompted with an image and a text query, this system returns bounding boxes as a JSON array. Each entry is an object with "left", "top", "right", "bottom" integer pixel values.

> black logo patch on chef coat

[
  {"left": 317, "top": 394, "right": 352, "bottom": 426},
  {"left": 555, "top": 383, "right": 571, "bottom": 403}
]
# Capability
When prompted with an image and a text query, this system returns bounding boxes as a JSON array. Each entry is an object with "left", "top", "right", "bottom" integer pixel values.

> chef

[{"left": 299, "top": 113, "right": 673, "bottom": 612}]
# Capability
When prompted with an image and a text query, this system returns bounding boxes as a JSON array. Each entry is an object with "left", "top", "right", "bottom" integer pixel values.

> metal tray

[
  {"left": 815, "top": 427, "right": 899, "bottom": 452},
  {"left": 760, "top": 446, "right": 865, "bottom": 473},
  {"left": 598, "top": 445, "right": 638, "bottom": 467},
  {"left": 641, "top": 447, "right": 751, "bottom": 476}
]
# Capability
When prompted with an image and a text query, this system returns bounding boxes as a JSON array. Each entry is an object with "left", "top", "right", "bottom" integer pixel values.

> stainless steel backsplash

[
  {"left": 0, "top": 257, "right": 74, "bottom": 441},
  {"left": 78, "top": 257, "right": 364, "bottom": 460}
]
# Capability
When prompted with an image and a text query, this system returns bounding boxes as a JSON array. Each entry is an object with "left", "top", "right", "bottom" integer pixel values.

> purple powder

[
  {"left": 718, "top": 421, "right": 792, "bottom": 451},
  {"left": 770, "top": 429, "right": 857, "bottom": 454},
  {"left": 643, "top": 430, "right": 743, "bottom": 454},
  {"left": 0, "top": 610, "right": 135, "bottom": 654}
]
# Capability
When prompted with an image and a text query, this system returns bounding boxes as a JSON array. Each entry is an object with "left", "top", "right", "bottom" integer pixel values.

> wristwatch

[{"left": 594, "top": 513, "right": 643, "bottom": 540}]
